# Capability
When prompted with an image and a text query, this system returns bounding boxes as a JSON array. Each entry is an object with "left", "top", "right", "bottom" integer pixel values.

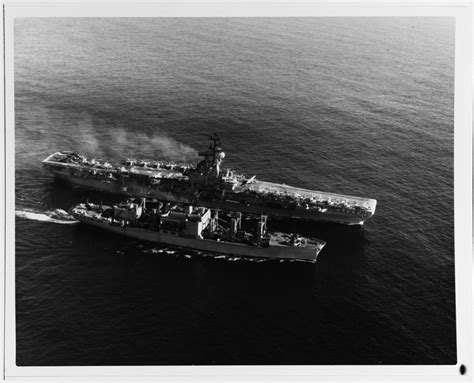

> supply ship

[
  {"left": 69, "top": 199, "right": 326, "bottom": 262},
  {"left": 43, "top": 134, "right": 377, "bottom": 225}
]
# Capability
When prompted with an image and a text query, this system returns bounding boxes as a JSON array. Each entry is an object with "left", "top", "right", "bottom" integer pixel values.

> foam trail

[{"left": 15, "top": 208, "right": 79, "bottom": 225}]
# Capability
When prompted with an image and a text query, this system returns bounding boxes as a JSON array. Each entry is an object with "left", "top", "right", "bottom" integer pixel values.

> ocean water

[{"left": 14, "top": 18, "right": 456, "bottom": 365}]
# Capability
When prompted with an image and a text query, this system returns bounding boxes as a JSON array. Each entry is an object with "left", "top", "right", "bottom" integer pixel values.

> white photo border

[{"left": 2, "top": 1, "right": 472, "bottom": 382}]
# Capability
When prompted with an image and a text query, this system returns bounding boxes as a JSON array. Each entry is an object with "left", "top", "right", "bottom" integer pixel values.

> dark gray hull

[
  {"left": 72, "top": 215, "right": 323, "bottom": 262},
  {"left": 45, "top": 164, "right": 376, "bottom": 225}
]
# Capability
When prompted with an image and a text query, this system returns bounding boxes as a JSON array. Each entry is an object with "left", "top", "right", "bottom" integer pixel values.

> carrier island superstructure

[{"left": 43, "top": 134, "right": 377, "bottom": 225}]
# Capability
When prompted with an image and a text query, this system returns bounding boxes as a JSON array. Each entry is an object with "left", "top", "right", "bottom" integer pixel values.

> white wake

[{"left": 15, "top": 208, "right": 79, "bottom": 224}]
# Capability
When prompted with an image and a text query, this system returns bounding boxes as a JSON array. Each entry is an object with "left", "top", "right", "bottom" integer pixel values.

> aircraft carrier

[{"left": 43, "top": 134, "right": 377, "bottom": 225}]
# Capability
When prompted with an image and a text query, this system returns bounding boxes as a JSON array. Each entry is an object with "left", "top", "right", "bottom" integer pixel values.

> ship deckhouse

[{"left": 196, "top": 133, "right": 225, "bottom": 178}]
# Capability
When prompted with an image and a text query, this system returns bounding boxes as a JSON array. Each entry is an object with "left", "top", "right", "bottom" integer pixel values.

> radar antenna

[
  {"left": 196, "top": 133, "right": 224, "bottom": 178},
  {"left": 209, "top": 133, "right": 221, "bottom": 159}
]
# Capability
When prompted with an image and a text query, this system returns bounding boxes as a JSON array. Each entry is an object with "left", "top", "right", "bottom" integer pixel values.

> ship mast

[
  {"left": 209, "top": 133, "right": 221, "bottom": 164},
  {"left": 197, "top": 133, "right": 225, "bottom": 178}
]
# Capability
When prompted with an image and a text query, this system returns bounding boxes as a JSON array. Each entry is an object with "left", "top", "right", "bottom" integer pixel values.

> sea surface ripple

[{"left": 14, "top": 17, "right": 455, "bottom": 365}]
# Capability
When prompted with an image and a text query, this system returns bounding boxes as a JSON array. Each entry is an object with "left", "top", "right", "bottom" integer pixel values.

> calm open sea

[{"left": 14, "top": 17, "right": 455, "bottom": 365}]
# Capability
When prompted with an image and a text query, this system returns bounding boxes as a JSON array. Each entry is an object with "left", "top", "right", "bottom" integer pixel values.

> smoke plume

[{"left": 65, "top": 114, "right": 199, "bottom": 163}]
